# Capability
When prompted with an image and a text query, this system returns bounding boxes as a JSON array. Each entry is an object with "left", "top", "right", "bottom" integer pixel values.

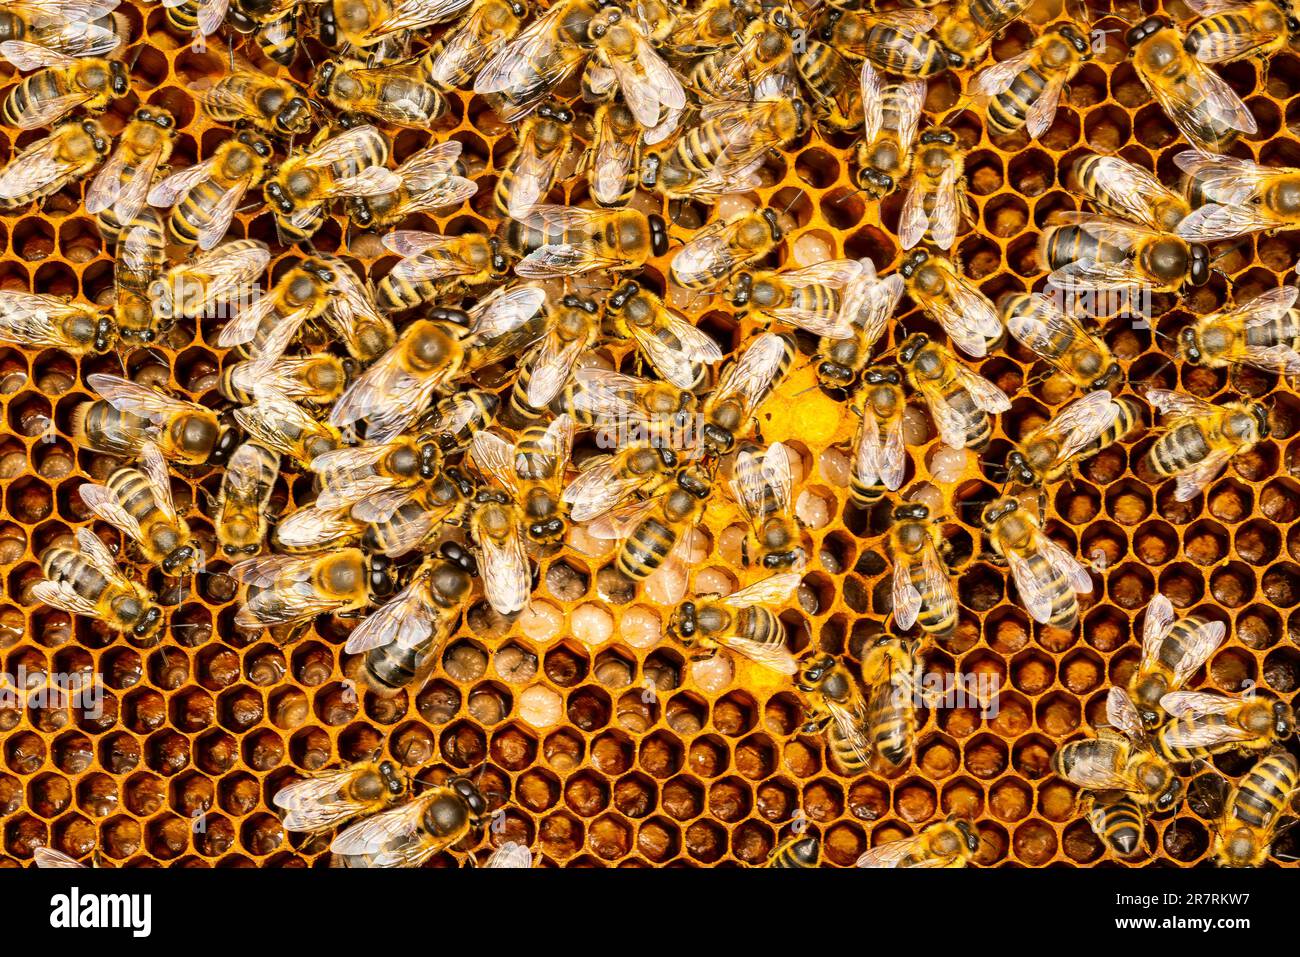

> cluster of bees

[{"left": 1, "top": 0, "right": 1298, "bottom": 869}]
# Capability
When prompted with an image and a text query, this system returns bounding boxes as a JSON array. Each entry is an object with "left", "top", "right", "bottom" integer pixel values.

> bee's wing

[
  {"left": 273, "top": 767, "right": 366, "bottom": 832},
  {"left": 1075, "top": 156, "right": 1186, "bottom": 231},
  {"left": 330, "top": 346, "right": 446, "bottom": 443},
  {"left": 0, "top": 39, "right": 77, "bottom": 69},
  {"left": 826, "top": 696, "right": 873, "bottom": 770},
  {"left": 72, "top": 525, "right": 122, "bottom": 579},
  {"left": 344, "top": 578, "right": 439, "bottom": 654},
  {"left": 712, "top": 332, "right": 790, "bottom": 414},
  {"left": 1145, "top": 388, "right": 1217, "bottom": 421},
  {"left": 839, "top": 270, "right": 903, "bottom": 347},
  {"left": 485, "top": 841, "right": 533, "bottom": 868},
  {"left": 1106, "top": 687, "right": 1147, "bottom": 743},
  {"left": 0, "top": 134, "right": 72, "bottom": 203},
  {"left": 860, "top": 60, "right": 885, "bottom": 143},
  {"left": 1176, "top": 202, "right": 1278, "bottom": 242},
  {"left": 630, "top": 307, "right": 723, "bottom": 389},
  {"left": 196, "top": 178, "right": 248, "bottom": 251},
  {"left": 1056, "top": 738, "right": 1134, "bottom": 791},
  {"left": 929, "top": 161, "right": 961, "bottom": 250},
  {"left": 783, "top": 258, "right": 865, "bottom": 289},
  {"left": 373, "top": 0, "right": 474, "bottom": 33},
  {"left": 195, "top": 0, "right": 230, "bottom": 35},
  {"left": 330, "top": 797, "right": 440, "bottom": 867},
  {"left": 468, "top": 283, "right": 548, "bottom": 353},
  {"left": 1023, "top": 73, "right": 1067, "bottom": 140},
  {"left": 590, "top": 110, "right": 637, "bottom": 206},
  {"left": 563, "top": 459, "right": 644, "bottom": 522},
  {"left": 1146, "top": 57, "right": 1257, "bottom": 146},
  {"left": 350, "top": 488, "right": 420, "bottom": 525},
  {"left": 78, "top": 481, "right": 145, "bottom": 544},
  {"left": 669, "top": 223, "right": 731, "bottom": 289},
  {"left": 609, "top": 27, "right": 686, "bottom": 128},
  {"left": 1046, "top": 391, "right": 1122, "bottom": 463},
  {"left": 897, "top": 178, "right": 929, "bottom": 251},
  {"left": 332, "top": 165, "right": 403, "bottom": 199},
  {"left": 641, "top": 523, "right": 698, "bottom": 606},
  {"left": 85, "top": 373, "right": 195, "bottom": 426},
  {"left": 505, "top": 126, "right": 559, "bottom": 220},
  {"left": 84, "top": 138, "right": 131, "bottom": 215},
  {"left": 32, "top": 578, "right": 101, "bottom": 617},
  {"left": 1004, "top": 548, "right": 1057, "bottom": 624},
  {"left": 891, "top": 550, "right": 922, "bottom": 631},
  {"left": 136, "top": 441, "right": 179, "bottom": 524},
  {"left": 233, "top": 393, "right": 325, "bottom": 457},
  {"left": 1005, "top": 294, "right": 1087, "bottom": 371},
  {"left": 721, "top": 572, "right": 800, "bottom": 608},
  {"left": 395, "top": 141, "right": 463, "bottom": 186},
  {"left": 33, "top": 846, "right": 88, "bottom": 869},
  {"left": 223, "top": 441, "right": 277, "bottom": 503},
  {"left": 583, "top": 498, "right": 658, "bottom": 542},
  {"left": 1051, "top": 250, "right": 1154, "bottom": 290},
  {"left": 473, "top": 2, "right": 586, "bottom": 116},
  {"left": 476, "top": 520, "right": 531, "bottom": 616},
  {"left": 880, "top": 413, "right": 906, "bottom": 491},
  {"left": 722, "top": 634, "right": 797, "bottom": 675},
  {"left": 470, "top": 431, "right": 520, "bottom": 493},
  {"left": 147, "top": 157, "right": 217, "bottom": 208},
  {"left": 1235, "top": 285, "right": 1300, "bottom": 327},
  {"left": 1183, "top": 0, "right": 1253, "bottom": 12},
  {"left": 1036, "top": 529, "right": 1094, "bottom": 596},
  {"left": 971, "top": 46, "right": 1036, "bottom": 97},
  {"left": 516, "top": 242, "right": 622, "bottom": 278},
  {"left": 525, "top": 327, "right": 588, "bottom": 409},
  {"left": 951, "top": 365, "right": 1012, "bottom": 413},
  {"left": 1140, "top": 592, "right": 1176, "bottom": 664},
  {"left": 1158, "top": 690, "right": 1237, "bottom": 718},
  {"left": 926, "top": 391, "right": 979, "bottom": 451},
  {"left": 570, "top": 368, "right": 649, "bottom": 419},
  {"left": 228, "top": 552, "right": 318, "bottom": 588},
  {"left": 1169, "top": 620, "right": 1227, "bottom": 688},
  {"left": 761, "top": 442, "right": 793, "bottom": 512},
  {"left": 10, "top": 86, "right": 91, "bottom": 130},
  {"left": 272, "top": 503, "right": 357, "bottom": 552},
  {"left": 1172, "top": 150, "right": 1270, "bottom": 205},
  {"left": 925, "top": 270, "right": 1000, "bottom": 358},
  {"left": 856, "top": 834, "right": 926, "bottom": 868},
  {"left": 0, "top": 292, "right": 83, "bottom": 348},
  {"left": 1158, "top": 719, "right": 1253, "bottom": 750}
]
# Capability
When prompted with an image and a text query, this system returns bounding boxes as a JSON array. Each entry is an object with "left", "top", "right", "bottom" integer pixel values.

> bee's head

[{"left": 1125, "top": 15, "right": 1169, "bottom": 47}]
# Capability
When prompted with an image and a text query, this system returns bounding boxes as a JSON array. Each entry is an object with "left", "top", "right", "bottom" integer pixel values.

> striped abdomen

[
  {"left": 1148, "top": 421, "right": 1212, "bottom": 477},
  {"left": 1228, "top": 753, "right": 1299, "bottom": 829},
  {"left": 616, "top": 514, "right": 677, "bottom": 581},
  {"left": 987, "top": 64, "right": 1047, "bottom": 134},
  {"left": 42, "top": 547, "right": 111, "bottom": 603},
  {"left": 1089, "top": 794, "right": 1145, "bottom": 857}
]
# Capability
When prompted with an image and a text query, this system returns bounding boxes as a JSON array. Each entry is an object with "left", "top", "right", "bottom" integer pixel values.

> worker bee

[
  {"left": 315, "top": 58, "right": 447, "bottom": 128},
  {"left": 666, "top": 0, "right": 757, "bottom": 55},
  {"left": 508, "top": 293, "right": 599, "bottom": 420},
  {"left": 110, "top": 206, "right": 167, "bottom": 344},
  {"left": 796, "top": 652, "right": 872, "bottom": 774},
  {"left": 218, "top": 353, "right": 350, "bottom": 406},
  {"left": 34, "top": 528, "right": 163, "bottom": 643},
  {"left": 229, "top": 547, "right": 391, "bottom": 629},
  {"left": 1178, "top": 285, "right": 1300, "bottom": 375},
  {"left": 468, "top": 489, "right": 532, "bottom": 616},
  {"left": 233, "top": 391, "right": 343, "bottom": 470},
  {"left": 213, "top": 441, "right": 280, "bottom": 557},
  {"left": 604, "top": 281, "right": 724, "bottom": 390},
  {"left": 420, "top": 0, "right": 529, "bottom": 91},
  {"left": 374, "top": 230, "right": 512, "bottom": 314},
  {"left": 470, "top": 415, "right": 573, "bottom": 549},
  {"left": 834, "top": 10, "right": 955, "bottom": 80},
  {"left": 331, "top": 775, "right": 489, "bottom": 868},
  {"left": 147, "top": 129, "right": 274, "bottom": 250},
  {"left": 506, "top": 204, "right": 668, "bottom": 279},
  {"left": 1052, "top": 687, "right": 1183, "bottom": 810},
  {"left": 553, "top": 368, "right": 696, "bottom": 449},
  {"left": 899, "top": 333, "right": 1010, "bottom": 452},
  {"left": 1156, "top": 690, "right": 1295, "bottom": 762},
  {"left": 902, "top": 249, "right": 1001, "bottom": 360},
  {"left": 888, "top": 503, "right": 957, "bottom": 639},
  {"left": 849, "top": 366, "right": 907, "bottom": 505},
  {"left": 310, "top": 434, "right": 444, "bottom": 516},
  {"left": 0, "top": 289, "right": 113, "bottom": 355},
  {"left": 420, "top": 390, "right": 500, "bottom": 454},
  {"left": 688, "top": 6, "right": 795, "bottom": 103},
  {"left": 1127, "top": 592, "right": 1227, "bottom": 730},
  {"left": 582, "top": 3, "right": 685, "bottom": 129},
  {"left": 1214, "top": 751, "right": 1299, "bottom": 867},
  {"left": 1072, "top": 152, "right": 1191, "bottom": 234},
  {"left": 861, "top": 636, "right": 926, "bottom": 768},
  {"left": 763, "top": 834, "right": 821, "bottom": 868},
  {"left": 150, "top": 239, "right": 271, "bottom": 323},
  {"left": 0, "top": 116, "right": 108, "bottom": 209},
  {"left": 795, "top": 36, "right": 865, "bottom": 132},
  {"left": 0, "top": 49, "right": 127, "bottom": 129},
  {"left": 898, "top": 128, "right": 967, "bottom": 252},
  {"left": 729, "top": 441, "right": 804, "bottom": 570},
  {"left": 78, "top": 442, "right": 203, "bottom": 577},
  {"left": 349, "top": 141, "right": 477, "bottom": 232},
  {"left": 972, "top": 21, "right": 1093, "bottom": 139},
  {"left": 1184, "top": 0, "right": 1300, "bottom": 64},
  {"left": 1003, "top": 391, "right": 1124, "bottom": 489},
  {"left": 348, "top": 543, "right": 477, "bottom": 696},
  {"left": 274, "top": 758, "right": 408, "bottom": 833},
  {"left": 0, "top": 0, "right": 123, "bottom": 67},
  {"left": 321, "top": 0, "right": 475, "bottom": 50},
  {"left": 1077, "top": 395, "right": 1144, "bottom": 462},
  {"left": 75, "top": 373, "right": 236, "bottom": 466},
  {"left": 854, "top": 62, "right": 924, "bottom": 201},
  {"left": 193, "top": 63, "right": 311, "bottom": 135},
  {"left": 934, "top": 0, "right": 1033, "bottom": 69},
  {"left": 228, "top": 0, "right": 303, "bottom": 64},
  {"left": 983, "top": 495, "right": 1093, "bottom": 629},
  {"left": 1175, "top": 151, "right": 1300, "bottom": 242},
  {"left": 667, "top": 572, "right": 799, "bottom": 675},
  {"left": 728, "top": 258, "right": 867, "bottom": 339},
  {"left": 1041, "top": 213, "right": 1211, "bottom": 297},
  {"left": 562, "top": 441, "right": 677, "bottom": 522},
  {"left": 700, "top": 331, "right": 794, "bottom": 455},
  {"left": 163, "top": 0, "right": 231, "bottom": 45},
  {"left": 1082, "top": 793, "right": 1149, "bottom": 859},
  {"left": 1145, "top": 389, "right": 1270, "bottom": 502},
  {"left": 495, "top": 101, "right": 575, "bottom": 219},
  {"left": 856, "top": 818, "right": 982, "bottom": 868},
  {"left": 583, "top": 101, "right": 639, "bottom": 207},
  {"left": 1125, "top": 15, "right": 1256, "bottom": 153},
  {"left": 1002, "top": 292, "right": 1122, "bottom": 392},
  {"left": 85, "top": 106, "right": 175, "bottom": 241},
  {"left": 670, "top": 208, "right": 783, "bottom": 292}
]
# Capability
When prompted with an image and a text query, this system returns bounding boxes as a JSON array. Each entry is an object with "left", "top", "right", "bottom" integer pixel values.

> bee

[
  {"left": 1072, "top": 152, "right": 1191, "bottom": 234},
  {"left": 1184, "top": 0, "right": 1300, "bottom": 64},
  {"left": 33, "top": 527, "right": 163, "bottom": 643},
  {"left": 420, "top": 0, "right": 529, "bottom": 91},
  {"left": 862, "top": 636, "right": 925, "bottom": 768},
  {"left": 163, "top": 0, "right": 231, "bottom": 44},
  {"left": 1156, "top": 690, "right": 1295, "bottom": 762},
  {"left": 582, "top": 3, "right": 685, "bottom": 129},
  {"left": 728, "top": 258, "right": 867, "bottom": 339},
  {"left": 796, "top": 36, "right": 865, "bottom": 132},
  {"left": 729, "top": 441, "right": 804, "bottom": 570},
  {"left": 822, "top": 9, "right": 954, "bottom": 79},
  {"left": 321, "top": 0, "right": 475, "bottom": 50},
  {"left": 0, "top": 116, "right": 108, "bottom": 209},
  {"left": 315, "top": 58, "right": 447, "bottom": 128},
  {"left": 983, "top": 495, "right": 1093, "bottom": 629},
  {"left": 897, "top": 128, "right": 967, "bottom": 252},
  {"left": 935, "top": 0, "right": 1033, "bottom": 69},
  {"left": 1077, "top": 395, "right": 1143, "bottom": 462},
  {"left": 1052, "top": 688, "right": 1183, "bottom": 811},
  {"left": 310, "top": 434, "right": 444, "bottom": 516},
  {"left": 227, "top": 0, "right": 303, "bottom": 64},
  {"left": 264, "top": 125, "right": 397, "bottom": 244},
  {"left": 85, "top": 105, "right": 175, "bottom": 242},
  {"left": 349, "top": 141, "right": 477, "bottom": 233},
  {"left": 849, "top": 366, "right": 907, "bottom": 505},
  {"left": 1126, "top": 592, "right": 1227, "bottom": 730},
  {"left": 1145, "top": 389, "right": 1270, "bottom": 502},
  {"left": 78, "top": 442, "right": 203, "bottom": 577},
  {"left": 700, "top": 331, "right": 793, "bottom": 456},
  {"left": 670, "top": 208, "right": 783, "bottom": 293},
  {"left": 229, "top": 547, "right": 391, "bottom": 629},
  {"left": 1003, "top": 390, "right": 1124, "bottom": 489},
  {"left": 74, "top": 373, "right": 236, "bottom": 466},
  {"left": 888, "top": 503, "right": 957, "bottom": 639},
  {"left": 467, "top": 489, "right": 532, "bottom": 616},
  {"left": 901, "top": 250, "right": 1000, "bottom": 358},
  {"left": 553, "top": 368, "right": 696, "bottom": 448},
  {"left": 218, "top": 353, "right": 350, "bottom": 406},
  {"left": 1082, "top": 793, "right": 1148, "bottom": 859},
  {"left": 348, "top": 543, "right": 477, "bottom": 696},
  {"left": 496, "top": 101, "right": 575, "bottom": 219},
  {"left": 667, "top": 572, "right": 799, "bottom": 675},
  {"left": 583, "top": 100, "right": 640, "bottom": 207},
  {"left": 688, "top": 6, "right": 796, "bottom": 103},
  {"left": 1002, "top": 292, "right": 1122, "bottom": 392},
  {"left": 0, "top": 289, "right": 113, "bottom": 355},
  {"left": 1175, "top": 151, "right": 1300, "bottom": 242},
  {"left": 194, "top": 63, "right": 312, "bottom": 136},
  {"left": 111, "top": 206, "right": 167, "bottom": 344},
  {"left": 796, "top": 652, "right": 872, "bottom": 774},
  {"left": 331, "top": 775, "right": 489, "bottom": 868},
  {"left": 273, "top": 758, "right": 408, "bottom": 833},
  {"left": 0, "top": 0, "right": 123, "bottom": 66},
  {"left": 233, "top": 391, "right": 343, "bottom": 470},
  {"left": 854, "top": 62, "right": 925, "bottom": 201},
  {"left": 375, "top": 230, "right": 513, "bottom": 314},
  {"left": 1125, "top": 15, "right": 1256, "bottom": 153},
  {"left": 899, "top": 333, "right": 1010, "bottom": 452},
  {"left": 506, "top": 204, "right": 668, "bottom": 279},
  {"left": 213, "top": 441, "right": 280, "bottom": 557},
  {"left": 1214, "top": 752, "right": 1299, "bottom": 867},
  {"left": 856, "top": 818, "right": 981, "bottom": 868},
  {"left": 332, "top": 283, "right": 547, "bottom": 442},
  {"left": 666, "top": 0, "right": 758, "bottom": 55},
  {"left": 604, "top": 281, "right": 723, "bottom": 390},
  {"left": 484, "top": 841, "right": 534, "bottom": 867},
  {"left": 419, "top": 389, "right": 500, "bottom": 453},
  {"left": 971, "top": 21, "right": 1093, "bottom": 139},
  {"left": 149, "top": 239, "right": 271, "bottom": 323},
  {"left": 508, "top": 293, "right": 599, "bottom": 420},
  {"left": 562, "top": 441, "right": 677, "bottom": 522},
  {"left": 813, "top": 259, "right": 904, "bottom": 392},
  {"left": 471, "top": 416, "right": 573, "bottom": 549},
  {"left": 1041, "top": 214, "right": 1211, "bottom": 297},
  {"left": 147, "top": 129, "right": 274, "bottom": 250},
  {"left": 764, "top": 834, "right": 821, "bottom": 868},
  {"left": 1178, "top": 285, "right": 1300, "bottom": 375},
  {"left": 0, "top": 49, "right": 127, "bottom": 129}
]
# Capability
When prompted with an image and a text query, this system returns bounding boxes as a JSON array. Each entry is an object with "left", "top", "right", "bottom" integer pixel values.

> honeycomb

[{"left": 0, "top": 0, "right": 1297, "bottom": 870}]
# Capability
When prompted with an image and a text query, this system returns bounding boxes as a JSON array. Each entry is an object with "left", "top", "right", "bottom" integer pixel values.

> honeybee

[
  {"left": 0, "top": 0, "right": 123, "bottom": 66},
  {"left": 1178, "top": 285, "right": 1300, "bottom": 375},
  {"left": 213, "top": 441, "right": 279, "bottom": 557},
  {"left": 0, "top": 289, "right": 113, "bottom": 355},
  {"left": 496, "top": 101, "right": 575, "bottom": 219},
  {"left": 862, "top": 636, "right": 925, "bottom": 768},
  {"left": 229, "top": 547, "right": 391, "bottom": 628},
  {"left": 149, "top": 239, "right": 271, "bottom": 323},
  {"left": 233, "top": 391, "right": 343, "bottom": 470},
  {"left": 420, "top": 389, "right": 500, "bottom": 453},
  {"left": 888, "top": 503, "right": 957, "bottom": 639},
  {"left": 1126, "top": 592, "right": 1227, "bottom": 730},
  {"left": 321, "top": 0, "right": 475, "bottom": 50},
  {"left": 582, "top": 3, "right": 685, "bottom": 128},
  {"left": 1003, "top": 390, "right": 1124, "bottom": 489},
  {"left": 849, "top": 366, "right": 906, "bottom": 505},
  {"left": 984, "top": 495, "right": 1093, "bottom": 629},
  {"left": 33, "top": 527, "right": 162, "bottom": 642},
  {"left": 315, "top": 58, "right": 447, "bottom": 128},
  {"left": 1184, "top": 0, "right": 1300, "bottom": 63},
  {"left": 163, "top": 0, "right": 231, "bottom": 44},
  {"left": 215, "top": 258, "right": 335, "bottom": 362},
  {"left": 667, "top": 572, "right": 799, "bottom": 674},
  {"left": 506, "top": 204, "right": 668, "bottom": 279},
  {"left": 332, "top": 283, "right": 547, "bottom": 442},
  {"left": 670, "top": 208, "right": 783, "bottom": 292},
  {"left": 111, "top": 206, "right": 167, "bottom": 343},
  {"left": 78, "top": 442, "right": 203, "bottom": 576},
  {"left": 1072, "top": 152, "right": 1191, "bottom": 234},
  {"left": 728, "top": 258, "right": 866, "bottom": 339},
  {"left": 935, "top": 0, "right": 1033, "bottom": 69},
  {"left": 729, "top": 441, "right": 804, "bottom": 570},
  {"left": 348, "top": 543, "right": 477, "bottom": 695},
  {"left": 85, "top": 105, "right": 175, "bottom": 241},
  {"left": 349, "top": 141, "right": 477, "bottom": 232},
  {"left": 899, "top": 333, "right": 1010, "bottom": 451},
  {"left": 1156, "top": 691, "right": 1295, "bottom": 762},
  {"left": 1082, "top": 793, "right": 1148, "bottom": 859},
  {"left": 796, "top": 36, "right": 864, "bottom": 132},
  {"left": 0, "top": 116, "right": 108, "bottom": 209},
  {"left": 1145, "top": 389, "right": 1270, "bottom": 502},
  {"left": 374, "top": 229, "right": 507, "bottom": 315},
  {"left": 562, "top": 441, "right": 677, "bottom": 522},
  {"left": 764, "top": 834, "right": 821, "bottom": 868},
  {"left": 147, "top": 129, "right": 274, "bottom": 249},
  {"left": 265, "top": 125, "right": 397, "bottom": 243},
  {"left": 854, "top": 62, "right": 924, "bottom": 201},
  {"left": 1041, "top": 213, "right": 1211, "bottom": 296},
  {"left": 972, "top": 21, "right": 1092, "bottom": 139},
  {"left": 553, "top": 367, "right": 696, "bottom": 448},
  {"left": 1214, "top": 751, "right": 1299, "bottom": 867},
  {"left": 468, "top": 489, "right": 532, "bottom": 615},
  {"left": 1077, "top": 395, "right": 1143, "bottom": 462},
  {"left": 193, "top": 63, "right": 312, "bottom": 135},
  {"left": 75, "top": 373, "right": 236, "bottom": 465},
  {"left": 508, "top": 293, "right": 599, "bottom": 420},
  {"left": 700, "top": 331, "right": 794, "bottom": 455},
  {"left": 666, "top": 0, "right": 757, "bottom": 55},
  {"left": 825, "top": 9, "right": 954, "bottom": 79},
  {"left": 898, "top": 128, "right": 967, "bottom": 251},
  {"left": 604, "top": 281, "right": 723, "bottom": 390},
  {"left": 1002, "top": 292, "right": 1122, "bottom": 392},
  {"left": 1175, "top": 151, "right": 1300, "bottom": 242},
  {"left": 796, "top": 652, "right": 872, "bottom": 774},
  {"left": 688, "top": 6, "right": 795, "bottom": 103},
  {"left": 900, "top": 249, "right": 1000, "bottom": 358},
  {"left": 0, "top": 49, "right": 126, "bottom": 129},
  {"left": 583, "top": 100, "right": 639, "bottom": 207},
  {"left": 1052, "top": 687, "right": 1183, "bottom": 811},
  {"left": 1125, "top": 15, "right": 1256, "bottom": 152},
  {"left": 420, "top": 0, "right": 529, "bottom": 91},
  {"left": 856, "top": 818, "right": 981, "bottom": 868},
  {"left": 331, "top": 776, "right": 489, "bottom": 868},
  {"left": 471, "top": 415, "right": 573, "bottom": 549},
  {"left": 274, "top": 758, "right": 408, "bottom": 833},
  {"left": 228, "top": 0, "right": 302, "bottom": 64},
  {"left": 310, "top": 434, "right": 443, "bottom": 516},
  {"left": 218, "top": 353, "right": 350, "bottom": 406}
]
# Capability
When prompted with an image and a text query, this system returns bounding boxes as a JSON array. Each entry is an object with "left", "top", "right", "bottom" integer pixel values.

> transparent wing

[
  {"left": 923, "top": 269, "right": 1001, "bottom": 358},
  {"left": 1146, "top": 388, "right": 1218, "bottom": 421},
  {"left": 722, "top": 634, "right": 797, "bottom": 675},
  {"left": 1172, "top": 149, "right": 1271, "bottom": 205},
  {"left": 147, "top": 156, "right": 217, "bottom": 207},
  {"left": 32, "top": 578, "right": 100, "bottom": 617},
  {"left": 485, "top": 841, "right": 533, "bottom": 868},
  {"left": 721, "top": 572, "right": 800, "bottom": 607},
  {"left": 86, "top": 373, "right": 196, "bottom": 426},
  {"left": 952, "top": 365, "right": 1012, "bottom": 413},
  {"left": 856, "top": 835, "right": 926, "bottom": 868},
  {"left": 476, "top": 522, "right": 530, "bottom": 615},
  {"left": 1106, "top": 687, "right": 1146, "bottom": 742},
  {"left": 1176, "top": 202, "right": 1278, "bottom": 242},
  {"left": 329, "top": 798, "right": 438, "bottom": 867},
  {"left": 1159, "top": 690, "right": 1239, "bottom": 718},
  {"left": 470, "top": 431, "right": 520, "bottom": 493},
  {"left": 1141, "top": 592, "right": 1175, "bottom": 664},
  {"left": 33, "top": 846, "right": 88, "bottom": 868},
  {"left": 1169, "top": 620, "right": 1227, "bottom": 688},
  {"left": 78, "top": 482, "right": 145, "bottom": 544},
  {"left": 344, "top": 577, "right": 439, "bottom": 654}
]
